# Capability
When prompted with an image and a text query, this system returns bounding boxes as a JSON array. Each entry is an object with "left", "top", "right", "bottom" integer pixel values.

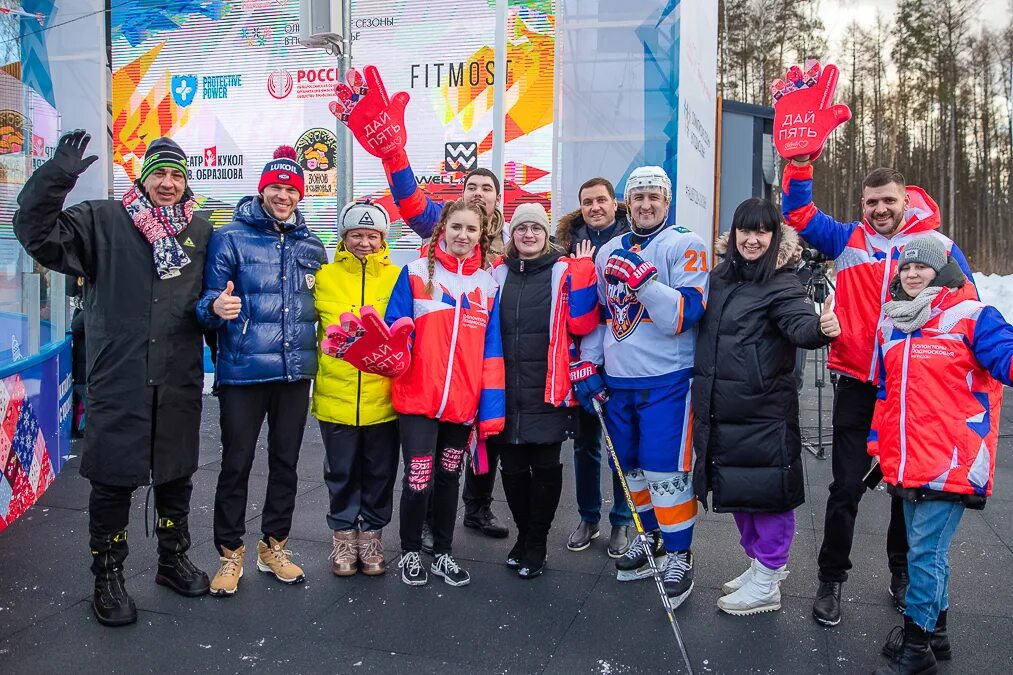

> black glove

[{"left": 52, "top": 129, "right": 98, "bottom": 177}]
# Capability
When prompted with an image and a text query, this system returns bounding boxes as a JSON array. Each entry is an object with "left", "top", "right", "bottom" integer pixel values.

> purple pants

[{"left": 733, "top": 510, "right": 795, "bottom": 569}]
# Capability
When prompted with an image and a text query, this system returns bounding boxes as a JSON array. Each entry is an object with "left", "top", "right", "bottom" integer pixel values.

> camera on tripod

[
  {"left": 800, "top": 248, "right": 830, "bottom": 266},
  {"left": 799, "top": 247, "right": 834, "bottom": 303},
  {"left": 795, "top": 244, "right": 836, "bottom": 459}
]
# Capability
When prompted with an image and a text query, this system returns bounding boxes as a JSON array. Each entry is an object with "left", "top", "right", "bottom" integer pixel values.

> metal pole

[
  {"left": 491, "top": 0, "right": 508, "bottom": 188},
  {"left": 335, "top": 0, "right": 354, "bottom": 211}
]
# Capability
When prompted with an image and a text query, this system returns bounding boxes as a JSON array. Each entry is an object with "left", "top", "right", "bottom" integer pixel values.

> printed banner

[
  {"left": 110, "top": 0, "right": 557, "bottom": 248},
  {"left": 0, "top": 340, "right": 72, "bottom": 533}
]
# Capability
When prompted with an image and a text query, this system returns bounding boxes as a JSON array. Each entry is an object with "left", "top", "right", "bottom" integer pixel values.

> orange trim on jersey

[{"left": 654, "top": 499, "right": 698, "bottom": 525}]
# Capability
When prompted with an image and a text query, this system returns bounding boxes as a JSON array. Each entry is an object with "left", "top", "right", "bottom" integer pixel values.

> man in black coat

[
  {"left": 554, "top": 177, "right": 634, "bottom": 557},
  {"left": 13, "top": 131, "right": 212, "bottom": 627}
]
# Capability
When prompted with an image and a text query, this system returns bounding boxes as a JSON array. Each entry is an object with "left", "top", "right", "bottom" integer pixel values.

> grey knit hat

[
  {"left": 510, "top": 202, "right": 550, "bottom": 233},
  {"left": 899, "top": 235, "right": 947, "bottom": 273}
]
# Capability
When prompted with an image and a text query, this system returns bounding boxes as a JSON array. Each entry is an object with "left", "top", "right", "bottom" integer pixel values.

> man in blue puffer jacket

[{"left": 196, "top": 146, "right": 327, "bottom": 596}]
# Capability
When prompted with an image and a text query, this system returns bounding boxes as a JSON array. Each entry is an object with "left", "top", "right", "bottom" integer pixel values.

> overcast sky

[{"left": 821, "top": 0, "right": 1012, "bottom": 61}]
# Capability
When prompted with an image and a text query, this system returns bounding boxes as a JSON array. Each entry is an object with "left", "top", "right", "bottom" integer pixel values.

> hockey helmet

[{"left": 625, "top": 166, "right": 672, "bottom": 201}]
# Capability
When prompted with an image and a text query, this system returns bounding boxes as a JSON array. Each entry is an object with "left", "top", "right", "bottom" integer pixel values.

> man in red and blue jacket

[{"left": 781, "top": 157, "right": 974, "bottom": 628}]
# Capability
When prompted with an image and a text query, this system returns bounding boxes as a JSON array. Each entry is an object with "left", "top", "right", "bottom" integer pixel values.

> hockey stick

[{"left": 593, "top": 400, "right": 695, "bottom": 675}]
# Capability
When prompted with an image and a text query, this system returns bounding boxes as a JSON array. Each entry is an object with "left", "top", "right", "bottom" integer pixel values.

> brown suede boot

[
  {"left": 357, "top": 530, "right": 386, "bottom": 576},
  {"left": 329, "top": 530, "right": 358, "bottom": 577}
]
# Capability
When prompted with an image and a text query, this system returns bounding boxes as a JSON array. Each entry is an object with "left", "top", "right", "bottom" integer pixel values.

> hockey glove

[
  {"left": 604, "top": 249, "right": 658, "bottom": 292},
  {"left": 52, "top": 129, "right": 98, "bottom": 177},
  {"left": 321, "top": 306, "right": 414, "bottom": 378},
  {"left": 770, "top": 59, "right": 851, "bottom": 162},
  {"left": 569, "top": 361, "right": 608, "bottom": 414},
  {"left": 329, "top": 65, "right": 410, "bottom": 160}
]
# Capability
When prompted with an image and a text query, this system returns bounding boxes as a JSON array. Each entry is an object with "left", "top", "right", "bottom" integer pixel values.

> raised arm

[
  {"left": 12, "top": 130, "right": 99, "bottom": 278},
  {"left": 382, "top": 152, "right": 445, "bottom": 239},
  {"left": 781, "top": 161, "right": 857, "bottom": 260},
  {"left": 331, "top": 65, "right": 443, "bottom": 240}
]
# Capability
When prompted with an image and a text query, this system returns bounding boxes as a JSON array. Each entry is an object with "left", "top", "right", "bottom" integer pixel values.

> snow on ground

[{"left": 974, "top": 273, "right": 1013, "bottom": 322}]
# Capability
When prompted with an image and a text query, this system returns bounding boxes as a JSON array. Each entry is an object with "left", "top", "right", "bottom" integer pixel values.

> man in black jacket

[
  {"left": 555, "top": 177, "right": 634, "bottom": 557},
  {"left": 14, "top": 131, "right": 212, "bottom": 627}
]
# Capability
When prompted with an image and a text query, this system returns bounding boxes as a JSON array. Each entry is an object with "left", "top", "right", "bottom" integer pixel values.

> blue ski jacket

[{"left": 197, "top": 196, "right": 326, "bottom": 385}]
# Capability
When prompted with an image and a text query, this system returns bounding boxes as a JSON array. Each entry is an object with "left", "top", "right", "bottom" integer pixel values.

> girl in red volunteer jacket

[
  {"left": 384, "top": 199, "right": 505, "bottom": 588},
  {"left": 869, "top": 235, "right": 1013, "bottom": 675}
]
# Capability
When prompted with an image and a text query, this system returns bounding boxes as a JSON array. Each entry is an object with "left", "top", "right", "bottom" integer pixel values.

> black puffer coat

[
  {"left": 14, "top": 158, "right": 211, "bottom": 487},
  {"left": 692, "top": 226, "right": 831, "bottom": 512},
  {"left": 493, "top": 251, "right": 577, "bottom": 445}
]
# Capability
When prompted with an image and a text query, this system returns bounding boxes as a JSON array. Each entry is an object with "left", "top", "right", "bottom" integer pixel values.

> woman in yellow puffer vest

[{"left": 313, "top": 200, "right": 402, "bottom": 578}]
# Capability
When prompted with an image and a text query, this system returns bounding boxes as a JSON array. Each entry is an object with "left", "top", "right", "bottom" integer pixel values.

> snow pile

[{"left": 974, "top": 273, "right": 1013, "bottom": 322}]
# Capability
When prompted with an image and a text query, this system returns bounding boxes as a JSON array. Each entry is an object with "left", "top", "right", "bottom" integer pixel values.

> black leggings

[
  {"left": 498, "top": 443, "right": 562, "bottom": 473},
  {"left": 398, "top": 414, "right": 471, "bottom": 555}
]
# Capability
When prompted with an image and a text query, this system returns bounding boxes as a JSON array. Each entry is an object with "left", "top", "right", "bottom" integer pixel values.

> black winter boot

[
  {"left": 90, "top": 530, "right": 137, "bottom": 627},
  {"left": 500, "top": 468, "right": 532, "bottom": 570},
  {"left": 154, "top": 516, "right": 210, "bottom": 597},
  {"left": 518, "top": 464, "right": 563, "bottom": 579},
  {"left": 931, "top": 609, "right": 951, "bottom": 660},
  {"left": 874, "top": 616, "right": 938, "bottom": 675},
  {"left": 883, "top": 609, "right": 951, "bottom": 662}
]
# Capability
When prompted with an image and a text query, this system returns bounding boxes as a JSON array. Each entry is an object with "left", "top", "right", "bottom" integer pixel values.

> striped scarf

[{"left": 122, "top": 184, "right": 195, "bottom": 280}]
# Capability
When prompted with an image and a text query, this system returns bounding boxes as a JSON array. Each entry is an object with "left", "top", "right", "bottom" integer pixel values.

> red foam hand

[
  {"left": 320, "top": 306, "right": 413, "bottom": 378},
  {"left": 329, "top": 65, "right": 410, "bottom": 160},
  {"left": 771, "top": 60, "right": 851, "bottom": 161}
]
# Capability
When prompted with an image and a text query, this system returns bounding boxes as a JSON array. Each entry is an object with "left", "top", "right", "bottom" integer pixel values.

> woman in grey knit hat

[{"left": 870, "top": 234, "right": 1013, "bottom": 675}]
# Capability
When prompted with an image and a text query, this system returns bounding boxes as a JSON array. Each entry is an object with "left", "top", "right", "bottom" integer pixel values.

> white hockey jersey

[{"left": 582, "top": 224, "right": 710, "bottom": 388}]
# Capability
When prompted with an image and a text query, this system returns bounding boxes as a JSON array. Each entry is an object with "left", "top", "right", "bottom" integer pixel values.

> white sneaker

[
  {"left": 717, "top": 561, "right": 788, "bottom": 616},
  {"left": 722, "top": 558, "right": 756, "bottom": 595}
]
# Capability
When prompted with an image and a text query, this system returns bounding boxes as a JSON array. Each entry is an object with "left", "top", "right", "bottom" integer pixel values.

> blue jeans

[
  {"left": 574, "top": 407, "right": 633, "bottom": 527},
  {"left": 903, "top": 498, "right": 965, "bottom": 632}
]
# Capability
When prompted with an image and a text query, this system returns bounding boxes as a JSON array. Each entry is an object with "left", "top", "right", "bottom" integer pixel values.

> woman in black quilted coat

[{"left": 692, "top": 198, "right": 839, "bottom": 616}]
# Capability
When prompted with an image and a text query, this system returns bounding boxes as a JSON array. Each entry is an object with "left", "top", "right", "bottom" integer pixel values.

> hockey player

[{"left": 569, "top": 166, "right": 709, "bottom": 608}]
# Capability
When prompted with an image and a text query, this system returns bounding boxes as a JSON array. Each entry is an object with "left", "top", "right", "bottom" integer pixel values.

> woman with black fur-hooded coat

[{"left": 692, "top": 198, "right": 840, "bottom": 616}]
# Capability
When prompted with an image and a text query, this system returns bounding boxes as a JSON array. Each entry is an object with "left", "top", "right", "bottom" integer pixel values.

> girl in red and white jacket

[
  {"left": 869, "top": 235, "right": 1013, "bottom": 675},
  {"left": 384, "top": 199, "right": 505, "bottom": 588}
]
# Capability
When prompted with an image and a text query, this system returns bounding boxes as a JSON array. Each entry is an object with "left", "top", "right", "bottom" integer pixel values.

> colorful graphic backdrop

[{"left": 111, "top": 0, "right": 556, "bottom": 248}]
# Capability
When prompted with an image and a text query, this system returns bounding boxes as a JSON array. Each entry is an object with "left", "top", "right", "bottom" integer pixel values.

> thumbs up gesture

[
  {"left": 819, "top": 292, "right": 841, "bottom": 338},
  {"left": 213, "top": 281, "right": 242, "bottom": 321}
]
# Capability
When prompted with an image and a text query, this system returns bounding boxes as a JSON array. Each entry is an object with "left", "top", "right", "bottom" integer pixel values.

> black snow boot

[
  {"left": 500, "top": 468, "right": 531, "bottom": 570},
  {"left": 518, "top": 464, "right": 563, "bottom": 580},
  {"left": 883, "top": 609, "right": 951, "bottom": 662},
  {"left": 90, "top": 530, "right": 137, "bottom": 627},
  {"left": 874, "top": 616, "right": 938, "bottom": 675},
  {"left": 154, "top": 516, "right": 210, "bottom": 597}
]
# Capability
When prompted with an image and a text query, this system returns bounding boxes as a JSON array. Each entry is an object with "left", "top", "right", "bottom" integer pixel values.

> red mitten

[
  {"left": 321, "top": 306, "right": 414, "bottom": 378},
  {"left": 771, "top": 60, "right": 851, "bottom": 161},
  {"left": 329, "top": 65, "right": 410, "bottom": 160}
]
